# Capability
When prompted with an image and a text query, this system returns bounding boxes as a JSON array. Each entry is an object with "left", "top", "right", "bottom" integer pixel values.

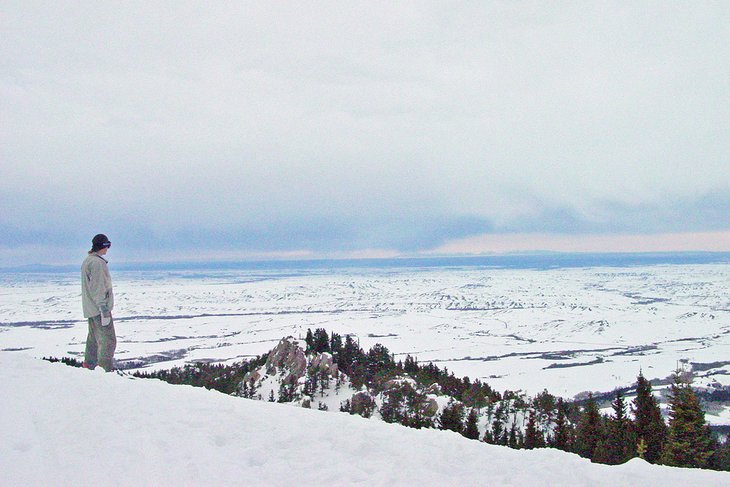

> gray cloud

[
  {"left": 501, "top": 191, "right": 730, "bottom": 235},
  {"left": 2, "top": 2, "right": 729, "bottom": 263}
]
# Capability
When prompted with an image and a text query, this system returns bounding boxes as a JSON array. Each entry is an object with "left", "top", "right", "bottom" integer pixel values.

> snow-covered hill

[{"left": 2, "top": 353, "right": 728, "bottom": 486}]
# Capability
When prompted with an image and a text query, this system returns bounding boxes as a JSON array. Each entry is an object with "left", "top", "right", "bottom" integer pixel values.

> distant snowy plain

[{"left": 1, "top": 262, "right": 729, "bottom": 408}]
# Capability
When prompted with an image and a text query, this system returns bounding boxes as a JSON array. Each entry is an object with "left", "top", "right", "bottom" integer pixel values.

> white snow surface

[
  {"left": 1, "top": 264, "right": 729, "bottom": 402},
  {"left": 2, "top": 353, "right": 728, "bottom": 487}
]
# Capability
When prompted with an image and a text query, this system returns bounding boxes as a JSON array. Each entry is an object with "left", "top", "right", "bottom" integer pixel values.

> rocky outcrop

[
  {"left": 309, "top": 352, "right": 338, "bottom": 377},
  {"left": 422, "top": 396, "right": 439, "bottom": 417},
  {"left": 263, "top": 337, "right": 307, "bottom": 385},
  {"left": 239, "top": 337, "right": 307, "bottom": 392},
  {"left": 237, "top": 337, "right": 346, "bottom": 404},
  {"left": 351, "top": 391, "right": 376, "bottom": 417},
  {"left": 236, "top": 337, "right": 443, "bottom": 424}
]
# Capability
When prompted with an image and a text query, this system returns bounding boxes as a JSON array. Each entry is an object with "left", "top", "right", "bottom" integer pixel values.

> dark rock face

[
  {"left": 237, "top": 337, "right": 345, "bottom": 406},
  {"left": 310, "top": 352, "right": 338, "bottom": 377},
  {"left": 351, "top": 391, "right": 376, "bottom": 418},
  {"left": 262, "top": 337, "right": 307, "bottom": 385}
]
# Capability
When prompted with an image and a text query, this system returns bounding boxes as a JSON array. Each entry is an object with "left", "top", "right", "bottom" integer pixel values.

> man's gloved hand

[{"left": 100, "top": 310, "right": 112, "bottom": 327}]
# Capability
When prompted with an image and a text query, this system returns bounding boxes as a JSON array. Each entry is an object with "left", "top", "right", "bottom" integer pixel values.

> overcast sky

[{"left": 2, "top": 1, "right": 729, "bottom": 265}]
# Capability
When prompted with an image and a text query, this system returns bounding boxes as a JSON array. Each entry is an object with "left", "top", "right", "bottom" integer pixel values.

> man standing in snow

[{"left": 81, "top": 234, "right": 116, "bottom": 371}]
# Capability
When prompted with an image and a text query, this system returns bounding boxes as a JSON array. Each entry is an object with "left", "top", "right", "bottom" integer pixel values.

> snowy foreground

[{"left": 2, "top": 353, "right": 728, "bottom": 487}]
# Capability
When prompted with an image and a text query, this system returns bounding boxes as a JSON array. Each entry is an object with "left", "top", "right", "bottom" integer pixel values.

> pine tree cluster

[
  {"left": 310, "top": 330, "right": 729, "bottom": 471},
  {"left": 131, "top": 354, "right": 268, "bottom": 395},
  {"left": 43, "top": 356, "right": 83, "bottom": 367},
  {"left": 303, "top": 328, "right": 499, "bottom": 404}
]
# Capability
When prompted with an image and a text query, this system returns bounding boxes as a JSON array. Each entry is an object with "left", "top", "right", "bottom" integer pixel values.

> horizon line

[{"left": 3, "top": 250, "right": 730, "bottom": 273}]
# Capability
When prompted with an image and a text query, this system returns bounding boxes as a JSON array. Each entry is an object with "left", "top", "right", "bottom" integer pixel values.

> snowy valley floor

[
  {"left": 2, "top": 264, "right": 730, "bottom": 401},
  {"left": 1, "top": 353, "right": 728, "bottom": 487}
]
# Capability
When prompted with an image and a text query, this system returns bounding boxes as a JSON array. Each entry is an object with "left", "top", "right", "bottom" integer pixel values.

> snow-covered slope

[{"left": 1, "top": 353, "right": 728, "bottom": 487}]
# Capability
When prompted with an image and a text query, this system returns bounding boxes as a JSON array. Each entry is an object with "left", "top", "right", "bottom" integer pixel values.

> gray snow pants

[{"left": 84, "top": 314, "right": 117, "bottom": 372}]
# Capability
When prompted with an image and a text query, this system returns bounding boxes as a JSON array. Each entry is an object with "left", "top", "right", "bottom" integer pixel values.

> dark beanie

[{"left": 91, "top": 234, "right": 112, "bottom": 252}]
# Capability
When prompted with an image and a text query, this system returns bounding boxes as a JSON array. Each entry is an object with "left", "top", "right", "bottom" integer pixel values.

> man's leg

[
  {"left": 96, "top": 316, "right": 117, "bottom": 372},
  {"left": 83, "top": 317, "right": 98, "bottom": 369}
]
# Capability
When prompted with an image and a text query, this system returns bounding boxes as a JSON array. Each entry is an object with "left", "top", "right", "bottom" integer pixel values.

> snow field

[
  {"left": 2, "top": 353, "right": 728, "bottom": 486},
  {"left": 1, "top": 264, "right": 729, "bottom": 400}
]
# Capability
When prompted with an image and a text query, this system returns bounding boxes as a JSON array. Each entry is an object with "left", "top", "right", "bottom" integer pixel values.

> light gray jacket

[{"left": 81, "top": 253, "right": 114, "bottom": 318}]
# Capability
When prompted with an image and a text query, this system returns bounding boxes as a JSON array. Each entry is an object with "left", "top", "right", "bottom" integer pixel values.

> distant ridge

[
  {"left": 0, "top": 263, "right": 78, "bottom": 273},
  {"left": 3, "top": 251, "right": 729, "bottom": 274}
]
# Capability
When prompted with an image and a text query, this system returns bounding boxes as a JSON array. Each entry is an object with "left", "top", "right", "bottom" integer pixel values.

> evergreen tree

[
  {"left": 367, "top": 344, "right": 393, "bottom": 370},
  {"left": 335, "top": 335, "right": 369, "bottom": 390},
  {"left": 303, "top": 369, "right": 317, "bottom": 397},
  {"left": 380, "top": 387, "right": 405, "bottom": 424},
  {"left": 708, "top": 436, "right": 730, "bottom": 471},
  {"left": 318, "top": 369, "right": 330, "bottom": 396},
  {"left": 660, "top": 374, "right": 714, "bottom": 468},
  {"left": 499, "top": 428, "right": 509, "bottom": 446},
  {"left": 462, "top": 380, "right": 488, "bottom": 409},
  {"left": 463, "top": 408, "right": 480, "bottom": 440},
  {"left": 330, "top": 332, "right": 343, "bottom": 361},
  {"left": 488, "top": 403, "right": 507, "bottom": 445},
  {"left": 349, "top": 358, "right": 368, "bottom": 390},
  {"left": 550, "top": 398, "right": 573, "bottom": 451},
  {"left": 304, "top": 329, "right": 314, "bottom": 352},
  {"left": 603, "top": 390, "right": 636, "bottom": 464},
  {"left": 533, "top": 389, "right": 556, "bottom": 434},
  {"left": 239, "top": 380, "right": 251, "bottom": 399},
  {"left": 631, "top": 372, "right": 667, "bottom": 463},
  {"left": 524, "top": 409, "right": 544, "bottom": 449},
  {"left": 482, "top": 429, "right": 494, "bottom": 444},
  {"left": 508, "top": 422, "right": 520, "bottom": 449},
  {"left": 438, "top": 399, "right": 465, "bottom": 433},
  {"left": 240, "top": 378, "right": 258, "bottom": 399},
  {"left": 575, "top": 394, "right": 604, "bottom": 460},
  {"left": 592, "top": 432, "right": 611, "bottom": 465},
  {"left": 402, "top": 386, "right": 434, "bottom": 429},
  {"left": 403, "top": 355, "right": 418, "bottom": 375},
  {"left": 278, "top": 382, "right": 296, "bottom": 403},
  {"left": 311, "top": 328, "right": 330, "bottom": 354},
  {"left": 339, "top": 335, "right": 362, "bottom": 376}
]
